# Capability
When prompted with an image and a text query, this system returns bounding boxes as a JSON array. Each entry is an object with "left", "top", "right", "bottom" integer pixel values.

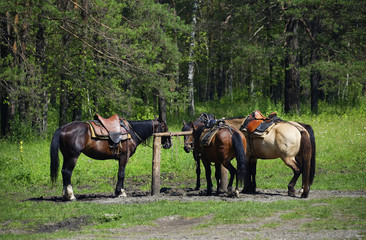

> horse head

[
  {"left": 153, "top": 117, "right": 172, "bottom": 149},
  {"left": 182, "top": 121, "right": 195, "bottom": 153}
]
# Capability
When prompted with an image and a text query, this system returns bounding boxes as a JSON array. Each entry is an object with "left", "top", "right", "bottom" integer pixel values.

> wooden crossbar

[{"left": 153, "top": 131, "right": 192, "bottom": 137}]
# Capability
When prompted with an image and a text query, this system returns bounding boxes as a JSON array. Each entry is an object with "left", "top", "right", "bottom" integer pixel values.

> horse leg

[
  {"left": 115, "top": 155, "right": 128, "bottom": 197},
  {"left": 214, "top": 163, "right": 221, "bottom": 194},
  {"left": 194, "top": 150, "right": 201, "bottom": 190},
  {"left": 223, "top": 162, "right": 238, "bottom": 197},
  {"left": 61, "top": 156, "right": 79, "bottom": 201},
  {"left": 282, "top": 156, "right": 301, "bottom": 197},
  {"left": 249, "top": 158, "right": 257, "bottom": 193},
  {"left": 243, "top": 157, "right": 256, "bottom": 194},
  {"left": 300, "top": 155, "right": 311, "bottom": 198},
  {"left": 202, "top": 160, "right": 213, "bottom": 195}
]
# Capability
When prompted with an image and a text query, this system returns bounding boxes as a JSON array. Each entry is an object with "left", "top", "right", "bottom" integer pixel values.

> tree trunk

[
  {"left": 187, "top": 0, "right": 198, "bottom": 116},
  {"left": 36, "top": 14, "right": 48, "bottom": 134},
  {"left": 158, "top": 95, "right": 167, "bottom": 123},
  {"left": 217, "top": 54, "right": 225, "bottom": 100},
  {"left": 59, "top": 77, "right": 69, "bottom": 126},
  {"left": 310, "top": 16, "right": 322, "bottom": 114},
  {"left": 284, "top": 17, "right": 300, "bottom": 114}
]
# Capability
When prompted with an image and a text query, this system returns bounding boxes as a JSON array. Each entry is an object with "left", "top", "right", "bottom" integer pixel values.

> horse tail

[
  {"left": 50, "top": 127, "right": 62, "bottom": 185},
  {"left": 297, "top": 123, "right": 316, "bottom": 186},
  {"left": 302, "top": 124, "right": 316, "bottom": 186},
  {"left": 298, "top": 129, "right": 313, "bottom": 189},
  {"left": 231, "top": 131, "right": 247, "bottom": 185}
]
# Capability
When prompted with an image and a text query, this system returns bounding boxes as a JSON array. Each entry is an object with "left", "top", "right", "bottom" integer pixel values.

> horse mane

[{"left": 127, "top": 120, "right": 154, "bottom": 142}]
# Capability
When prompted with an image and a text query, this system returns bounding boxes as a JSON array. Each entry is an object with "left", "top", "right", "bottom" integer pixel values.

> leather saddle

[
  {"left": 241, "top": 110, "right": 280, "bottom": 134},
  {"left": 88, "top": 113, "right": 130, "bottom": 144},
  {"left": 200, "top": 119, "right": 231, "bottom": 146}
]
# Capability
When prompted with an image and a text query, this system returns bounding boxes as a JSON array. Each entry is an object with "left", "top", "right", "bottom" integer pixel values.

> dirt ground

[{"left": 34, "top": 187, "right": 366, "bottom": 240}]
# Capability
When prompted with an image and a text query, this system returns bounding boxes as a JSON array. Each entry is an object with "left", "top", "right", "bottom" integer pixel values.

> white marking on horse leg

[
  {"left": 234, "top": 189, "right": 240, "bottom": 198},
  {"left": 63, "top": 185, "right": 76, "bottom": 201},
  {"left": 299, "top": 188, "right": 304, "bottom": 194},
  {"left": 116, "top": 189, "right": 127, "bottom": 198}
]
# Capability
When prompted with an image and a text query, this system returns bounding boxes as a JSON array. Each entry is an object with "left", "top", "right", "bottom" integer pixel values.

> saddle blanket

[
  {"left": 200, "top": 125, "right": 232, "bottom": 146},
  {"left": 87, "top": 120, "right": 131, "bottom": 143}
]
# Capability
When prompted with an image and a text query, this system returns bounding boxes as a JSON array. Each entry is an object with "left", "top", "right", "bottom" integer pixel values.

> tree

[{"left": 187, "top": 0, "right": 198, "bottom": 116}]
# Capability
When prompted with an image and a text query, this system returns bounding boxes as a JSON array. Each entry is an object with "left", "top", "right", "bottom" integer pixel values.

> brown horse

[
  {"left": 50, "top": 117, "right": 172, "bottom": 200},
  {"left": 182, "top": 120, "right": 247, "bottom": 197},
  {"left": 224, "top": 115, "right": 316, "bottom": 198}
]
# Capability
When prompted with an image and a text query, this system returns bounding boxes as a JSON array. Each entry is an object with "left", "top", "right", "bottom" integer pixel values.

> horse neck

[{"left": 128, "top": 120, "right": 153, "bottom": 143}]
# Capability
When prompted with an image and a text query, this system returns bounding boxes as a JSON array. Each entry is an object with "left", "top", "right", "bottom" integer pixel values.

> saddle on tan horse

[
  {"left": 88, "top": 113, "right": 131, "bottom": 144},
  {"left": 241, "top": 110, "right": 279, "bottom": 134}
]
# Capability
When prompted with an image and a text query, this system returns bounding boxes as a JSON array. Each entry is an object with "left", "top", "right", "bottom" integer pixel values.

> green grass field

[{"left": 0, "top": 107, "right": 365, "bottom": 239}]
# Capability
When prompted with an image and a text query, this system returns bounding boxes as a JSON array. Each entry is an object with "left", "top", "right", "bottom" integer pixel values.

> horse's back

[
  {"left": 204, "top": 127, "right": 244, "bottom": 163},
  {"left": 253, "top": 122, "right": 302, "bottom": 159},
  {"left": 59, "top": 122, "right": 90, "bottom": 152}
]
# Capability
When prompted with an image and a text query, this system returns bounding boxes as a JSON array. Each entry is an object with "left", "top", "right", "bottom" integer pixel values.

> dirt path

[
  {"left": 91, "top": 189, "right": 365, "bottom": 240},
  {"left": 72, "top": 188, "right": 366, "bottom": 205},
  {"left": 38, "top": 188, "right": 365, "bottom": 240}
]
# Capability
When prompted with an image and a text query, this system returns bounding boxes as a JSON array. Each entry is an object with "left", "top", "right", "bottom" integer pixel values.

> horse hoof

[
  {"left": 63, "top": 195, "right": 76, "bottom": 201},
  {"left": 288, "top": 190, "right": 296, "bottom": 197},
  {"left": 242, "top": 188, "right": 255, "bottom": 194},
  {"left": 234, "top": 190, "right": 240, "bottom": 198},
  {"left": 63, "top": 185, "right": 76, "bottom": 201},
  {"left": 115, "top": 189, "right": 127, "bottom": 198},
  {"left": 301, "top": 192, "right": 309, "bottom": 198}
]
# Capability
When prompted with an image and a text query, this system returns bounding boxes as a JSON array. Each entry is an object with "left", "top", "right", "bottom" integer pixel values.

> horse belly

[
  {"left": 252, "top": 138, "right": 281, "bottom": 159},
  {"left": 83, "top": 140, "right": 125, "bottom": 160}
]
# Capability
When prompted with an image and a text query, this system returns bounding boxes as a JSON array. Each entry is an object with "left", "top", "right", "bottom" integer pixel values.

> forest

[{"left": 1, "top": 0, "right": 365, "bottom": 139}]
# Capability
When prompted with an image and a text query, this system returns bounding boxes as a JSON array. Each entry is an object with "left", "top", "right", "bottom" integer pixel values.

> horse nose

[
  {"left": 184, "top": 145, "right": 191, "bottom": 153},
  {"left": 162, "top": 139, "right": 172, "bottom": 149}
]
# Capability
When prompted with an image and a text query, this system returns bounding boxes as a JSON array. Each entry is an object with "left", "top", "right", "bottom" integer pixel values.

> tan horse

[{"left": 222, "top": 115, "right": 316, "bottom": 198}]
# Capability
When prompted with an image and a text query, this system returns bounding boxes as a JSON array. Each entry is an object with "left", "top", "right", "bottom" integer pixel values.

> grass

[
  {"left": 0, "top": 102, "right": 365, "bottom": 239},
  {"left": 0, "top": 196, "right": 364, "bottom": 239}
]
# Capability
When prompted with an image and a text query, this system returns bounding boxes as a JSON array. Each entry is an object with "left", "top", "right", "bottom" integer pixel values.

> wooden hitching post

[
  {"left": 151, "top": 136, "right": 161, "bottom": 196},
  {"left": 220, "top": 165, "right": 228, "bottom": 192},
  {"left": 151, "top": 131, "right": 192, "bottom": 196}
]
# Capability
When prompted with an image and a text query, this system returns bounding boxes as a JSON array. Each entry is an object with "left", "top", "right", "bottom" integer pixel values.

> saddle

[
  {"left": 200, "top": 119, "right": 231, "bottom": 146},
  {"left": 88, "top": 113, "right": 131, "bottom": 144},
  {"left": 241, "top": 110, "right": 280, "bottom": 134}
]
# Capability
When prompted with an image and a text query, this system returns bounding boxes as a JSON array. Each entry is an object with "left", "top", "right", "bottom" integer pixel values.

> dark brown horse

[
  {"left": 182, "top": 113, "right": 215, "bottom": 190},
  {"left": 182, "top": 120, "right": 247, "bottom": 197},
  {"left": 50, "top": 117, "right": 171, "bottom": 200}
]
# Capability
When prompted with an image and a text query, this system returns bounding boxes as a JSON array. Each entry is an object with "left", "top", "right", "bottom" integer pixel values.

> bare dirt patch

[
  {"left": 31, "top": 188, "right": 366, "bottom": 240},
  {"left": 34, "top": 187, "right": 366, "bottom": 205},
  {"left": 29, "top": 173, "right": 365, "bottom": 239}
]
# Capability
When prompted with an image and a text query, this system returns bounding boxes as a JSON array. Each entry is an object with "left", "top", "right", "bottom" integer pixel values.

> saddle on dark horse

[
  {"left": 241, "top": 110, "right": 281, "bottom": 135},
  {"left": 200, "top": 119, "right": 233, "bottom": 146},
  {"left": 87, "top": 114, "right": 131, "bottom": 155}
]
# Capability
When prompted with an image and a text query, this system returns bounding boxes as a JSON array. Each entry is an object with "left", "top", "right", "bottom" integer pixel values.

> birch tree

[{"left": 187, "top": 0, "right": 198, "bottom": 116}]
